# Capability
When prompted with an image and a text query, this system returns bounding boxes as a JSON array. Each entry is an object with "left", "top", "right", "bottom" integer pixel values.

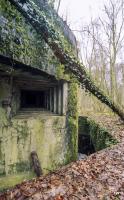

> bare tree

[
  {"left": 79, "top": 0, "right": 124, "bottom": 104},
  {"left": 7, "top": 0, "right": 124, "bottom": 120},
  {"left": 56, "top": 0, "right": 62, "bottom": 13}
]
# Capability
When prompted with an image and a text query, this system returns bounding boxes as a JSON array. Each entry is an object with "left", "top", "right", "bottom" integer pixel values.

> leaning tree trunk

[{"left": 8, "top": 0, "right": 124, "bottom": 121}]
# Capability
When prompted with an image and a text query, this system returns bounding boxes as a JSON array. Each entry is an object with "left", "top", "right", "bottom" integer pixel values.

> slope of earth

[
  {"left": 88, "top": 114, "right": 124, "bottom": 142},
  {"left": 0, "top": 116, "right": 124, "bottom": 200}
]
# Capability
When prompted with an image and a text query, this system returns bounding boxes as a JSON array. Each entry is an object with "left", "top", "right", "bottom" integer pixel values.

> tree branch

[{"left": 8, "top": 0, "right": 124, "bottom": 120}]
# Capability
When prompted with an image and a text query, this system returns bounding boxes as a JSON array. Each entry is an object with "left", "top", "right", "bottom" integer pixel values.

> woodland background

[{"left": 54, "top": 0, "right": 124, "bottom": 114}]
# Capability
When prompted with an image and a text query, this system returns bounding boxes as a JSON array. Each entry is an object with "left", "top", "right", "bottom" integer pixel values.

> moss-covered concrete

[
  {"left": 66, "top": 82, "right": 78, "bottom": 162},
  {"left": 0, "top": 79, "right": 11, "bottom": 127},
  {"left": 0, "top": 78, "right": 78, "bottom": 183},
  {"left": 0, "top": 0, "right": 79, "bottom": 190},
  {"left": 0, "top": 0, "right": 76, "bottom": 78},
  {"left": 0, "top": 115, "right": 69, "bottom": 176},
  {"left": 78, "top": 116, "right": 118, "bottom": 151},
  {"left": 0, "top": 0, "right": 58, "bottom": 75}
]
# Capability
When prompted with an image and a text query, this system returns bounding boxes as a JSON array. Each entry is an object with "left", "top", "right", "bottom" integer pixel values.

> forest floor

[
  {"left": 88, "top": 114, "right": 124, "bottom": 142},
  {"left": 0, "top": 115, "right": 124, "bottom": 200}
]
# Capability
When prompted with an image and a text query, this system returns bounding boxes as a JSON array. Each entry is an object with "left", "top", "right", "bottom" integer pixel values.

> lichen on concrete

[
  {"left": 0, "top": 0, "right": 76, "bottom": 77},
  {"left": 0, "top": 115, "right": 70, "bottom": 178}
]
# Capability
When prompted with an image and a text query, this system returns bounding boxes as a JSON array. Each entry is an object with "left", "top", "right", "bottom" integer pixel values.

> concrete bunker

[
  {"left": 0, "top": 56, "right": 68, "bottom": 117},
  {"left": 0, "top": 57, "right": 73, "bottom": 185},
  {"left": 0, "top": 0, "right": 78, "bottom": 190},
  {"left": 15, "top": 78, "right": 67, "bottom": 116},
  {"left": 18, "top": 82, "right": 68, "bottom": 115},
  {"left": 18, "top": 81, "right": 68, "bottom": 115}
]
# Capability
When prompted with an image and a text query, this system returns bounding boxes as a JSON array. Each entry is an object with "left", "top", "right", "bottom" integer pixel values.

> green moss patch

[
  {"left": 0, "top": 172, "right": 35, "bottom": 192},
  {"left": 66, "top": 82, "right": 78, "bottom": 162},
  {"left": 8, "top": 161, "right": 31, "bottom": 174}
]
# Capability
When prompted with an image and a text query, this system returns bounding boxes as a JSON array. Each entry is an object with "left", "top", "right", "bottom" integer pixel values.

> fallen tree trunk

[{"left": 8, "top": 0, "right": 124, "bottom": 121}]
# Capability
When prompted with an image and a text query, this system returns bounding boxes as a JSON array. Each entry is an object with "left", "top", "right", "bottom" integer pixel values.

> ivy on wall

[
  {"left": 66, "top": 81, "right": 78, "bottom": 162},
  {"left": 0, "top": 0, "right": 79, "bottom": 165},
  {"left": 7, "top": 0, "right": 124, "bottom": 121},
  {"left": 0, "top": 0, "right": 65, "bottom": 76}
]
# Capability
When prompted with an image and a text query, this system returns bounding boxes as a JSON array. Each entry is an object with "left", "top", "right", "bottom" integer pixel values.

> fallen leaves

[{"left": 0, "top": 116, "right": 124, "bottom": 199}]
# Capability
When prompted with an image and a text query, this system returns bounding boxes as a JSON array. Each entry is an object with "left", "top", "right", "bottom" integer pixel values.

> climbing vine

[
  {"left": 7, "top": 0, "right": 124, "bottom": 121},
  {"left": 66, "top": 81, "right": 78, "bottom": 162},
  {"left": 0, "top": 0, "right": 64, "bottom": 76}
]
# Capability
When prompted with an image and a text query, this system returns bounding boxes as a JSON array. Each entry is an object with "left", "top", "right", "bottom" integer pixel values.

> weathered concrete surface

[
  {"left": 0, "top": 0, "right": 76, "bottom": 77},
  {"left": 0, "top": 78, "right": 78, "bottom": 190},
  {"left": 0, "top": 79, "right": 78, "bottom": 190},
  {"left": 0, "top": 0, "right": 79, "bottom": 191},
  {"left": 0, "top": 78, "right": 69, "bottom": 175},
  {"left": 0, "top": 114, "right": 68, "bottom": 176}
]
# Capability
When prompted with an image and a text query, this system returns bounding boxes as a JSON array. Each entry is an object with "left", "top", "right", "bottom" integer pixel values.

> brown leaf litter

[{"left": 0, "top": 116, "right": 124, "bottom": 200}]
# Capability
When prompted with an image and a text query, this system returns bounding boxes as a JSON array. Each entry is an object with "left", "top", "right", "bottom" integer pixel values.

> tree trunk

[
  {"left": 8, "top": 0, "right": 124, "bottom": 121},
  {"left": 31, "top": 151, "right": 42, "bottom": 177}
]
